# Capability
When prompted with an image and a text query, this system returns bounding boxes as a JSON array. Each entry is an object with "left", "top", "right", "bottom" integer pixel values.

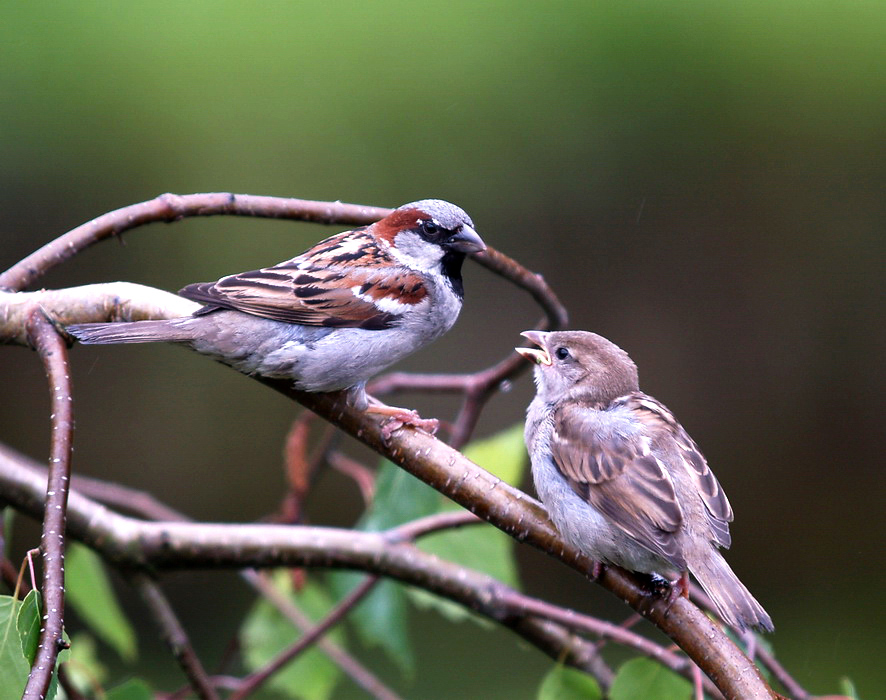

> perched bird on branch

[
  {"left": 518, "top": 330, "right": 773, "bottom": 632},
  {"left": 68, "top": 199, "right": 485, "bottom": 433}
]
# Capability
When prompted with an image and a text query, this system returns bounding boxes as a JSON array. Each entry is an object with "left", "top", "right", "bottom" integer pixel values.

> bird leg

[
  {"left": 672, "top": 571, "right": 690, "bottom": 599},
  {"left": 340, "top": 385, "right": 439, "bottom": 438},
  {"left": 659, "top": 571, "right": 691, "bottom": 618},
  {"left": 368, "top": 402, "right": 440, "bottom": 439},
  {"left": 364, "top": 397, "right": 439, "bottom": 439}
]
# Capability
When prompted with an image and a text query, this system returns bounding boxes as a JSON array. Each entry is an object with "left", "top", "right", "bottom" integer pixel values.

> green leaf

[
  {"left": 0, "top": 596, "right": 30, "bottom": 700},
  {"left": 0, "top": 593, "right": 62, "bottom": 700},
  {"left": 62, "top": 632, "right": 108, "bottom": 695},
  {"left": 360, "top": 459, "right": 443, "bottom": 531},
  {"left": 66, "top": 542, "right": 137, "bottom": 661},
  {"left": 610, "top": 658, "right": 692, "bottom": 700},
  {"left": 463, "top": 422, "right": 528, "bottom": 486},
  {"left": 421, "top": 521, "right": 519, "bottom": 587},
  {"left": 106, "top": 678, "right": 153, "bottom": 700},
  {"left": 16, "top": 590, "right": 41, "bottom": 664},
  {"left": 410, "top": 522, "right": 521, "bottom": 623},
  {"left": 328, "top": 573, "right": 414, "bottom": 674},
  {"left": 839, "top": 677, "right": 860, "bottom": 699},
  {"left": 328, "top": 459, "right": 440, "bottom": 674},
  {"left": 538, "top": 665, "right": 603, "bottom": 700},
  {"left": 240, "top": 572, "right": 343, "bottom": 700}
]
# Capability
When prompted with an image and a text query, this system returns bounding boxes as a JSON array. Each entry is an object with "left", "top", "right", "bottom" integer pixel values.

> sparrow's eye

[
  {"left": 421, "top": 220, "right": 441, "bottom": 237},
  {"left": 554, "top": 347, "right": 570, "bottom": 361}
]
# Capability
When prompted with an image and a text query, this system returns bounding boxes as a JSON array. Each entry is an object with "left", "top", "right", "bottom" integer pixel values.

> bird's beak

[
  {"left": 516, "top": 330, "right": 551, "bottom": 365},
  {"left": 448, "top": 224, "right": 487, "bottom": 254}
]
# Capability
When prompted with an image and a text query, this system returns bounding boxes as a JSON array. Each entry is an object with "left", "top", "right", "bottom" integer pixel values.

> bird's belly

[
  {"left": 532, "top": 454, "right": 668, "bottom": 573},
  {"left": 185, "top": 309, "right": 453, "bottom": 393}
]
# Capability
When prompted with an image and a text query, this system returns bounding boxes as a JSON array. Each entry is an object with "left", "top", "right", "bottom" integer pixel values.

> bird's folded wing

[
  {"left": 550, "top": 399, "right": 687, "bottom": 568},
  {"left": 629, "top": 394, "right": 733, "bottom": 548},
  {"left": 180, "top": 263, "right": 428, "bottom": 330}
]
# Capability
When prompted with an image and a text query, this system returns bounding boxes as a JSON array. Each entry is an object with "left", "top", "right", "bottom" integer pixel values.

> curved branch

[
  {"left": 0, "top": 193, "right": 391, "bottom": 292},
  {"left": 2, "top": 444, "right": 764, "bottom": 698},
  {"left": 0, "top": 447, "right": 614, "bottom": 685},
  {"left": 0, "top": 195, "right": 772, "bottom": 698},
  {"left": 0, "top": 193, "right": 567, "bottom": 450},
  {"left": 22, "top": 310, "right": 74, "bottom": 700}
]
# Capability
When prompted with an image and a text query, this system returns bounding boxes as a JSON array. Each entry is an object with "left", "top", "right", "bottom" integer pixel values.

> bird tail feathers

[
  {"left": 691, "top": 551, "right": 773, "bottom": 632},
  {"left": 67, "top": 320, "right": 194, "bottom": 345}
]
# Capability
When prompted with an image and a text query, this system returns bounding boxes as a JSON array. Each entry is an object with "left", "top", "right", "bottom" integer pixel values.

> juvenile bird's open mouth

[{"left": 516, "top": 330, "right": 551, "bottom": 365}]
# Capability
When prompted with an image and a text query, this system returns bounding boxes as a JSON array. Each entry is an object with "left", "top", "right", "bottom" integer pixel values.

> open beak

[
  {"left": 448, "top": 224, "right": 487, "bottom": 254},
  {"left": 516, "top": 330, "right": 551, "bottom": 365}
]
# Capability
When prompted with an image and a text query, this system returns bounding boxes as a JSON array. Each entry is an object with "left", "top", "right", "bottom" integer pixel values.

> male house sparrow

[
  {"left": 517, "top": 330, "right": 773, "bottom": 631},
  {"left": 68, "top": 199, "right": 485, "bottom": 430}
]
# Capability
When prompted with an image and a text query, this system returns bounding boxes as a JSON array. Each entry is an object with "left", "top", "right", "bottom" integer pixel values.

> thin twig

[
  {"left": 0, "top": 193, "right": 567, "bottom": 450},
  {"left": 228, "top": 576, "right": 381, "bottom": 700},
  {"left": 386, "top": 510, "right": 482, "bottom": 541},
  {"left": 2, "top": 449, "right": 615, "bottom": 687},
  {"left": 241, "top": 570, "right": 403, "bottom": 700},
  {"left": 326, "top": 451, "right": 377, "bottom": 506},
  {"left": 21, "top": 309, "right": 74, "bottom": 700},
  {"left": 33, "top": 449, "right": 401, "bottom": 700},
  {"left": 0, "top": 193, "right": 391, "bottom": 292},
  {"left": 130, "top": 572, "right": 219, "bottom": 700}
]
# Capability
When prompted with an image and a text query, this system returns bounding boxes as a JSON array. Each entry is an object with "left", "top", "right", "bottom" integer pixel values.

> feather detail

[
  {"left": 550, "top": 400, "right": 687, "bottom": 569},
  {"left": 625, "top": 393, "right": 733, "bottom": 548},
  {"left": 179, "top": 228, "right": 429, "bottom": 329}
]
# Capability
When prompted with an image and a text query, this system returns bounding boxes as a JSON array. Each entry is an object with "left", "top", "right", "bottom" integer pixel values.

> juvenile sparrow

[
  {"left": 517, "top": 330, "right": 773, "bottom": 631},
  {"left": 68, "top": 199, "right": 486, "bottom": 431}
]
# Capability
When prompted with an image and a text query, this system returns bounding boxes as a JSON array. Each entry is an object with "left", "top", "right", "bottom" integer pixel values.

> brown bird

[
  {"left": 68, "top": 199, "right": 485, "bottom": 432},
  {"left": 518, "top": 330, "right": 773, "bottom": 631}
]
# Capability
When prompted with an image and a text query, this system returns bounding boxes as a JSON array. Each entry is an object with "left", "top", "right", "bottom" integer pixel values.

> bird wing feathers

[
  {"left": 179, "top": 229, "right": 429, "bottom": 329},
  {"left": 630, "top": 394, "right": 733, "bottom": 548},
  {"left": 550, "top": 392, "right": 734, "bottom": 567}
]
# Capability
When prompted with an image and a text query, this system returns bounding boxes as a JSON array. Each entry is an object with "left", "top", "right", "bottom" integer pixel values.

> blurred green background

[{"left": 1, "top": 1, "right": 883, "bottom": 697}]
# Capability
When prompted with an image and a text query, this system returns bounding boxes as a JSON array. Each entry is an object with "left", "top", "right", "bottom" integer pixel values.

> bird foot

[
  {"left": 645, "top": 571, "right": 690, "bottom": 618},
  {"left": 367, "top": 404, "right": 439, "bottom": 440},
  {"left": 646, "top": 572, "right": 672, "bottom": 599}
]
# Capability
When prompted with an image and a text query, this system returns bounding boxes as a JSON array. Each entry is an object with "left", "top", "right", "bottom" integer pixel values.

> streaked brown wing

[
  {"left": 179, "top": 231, "right": 428, "bottom": 329},
  {"left": 550, "top": 401, "right": 686, "bottom": 568},
  {"left": 629, "top": 394, "right": 733, "bottom": 548}
]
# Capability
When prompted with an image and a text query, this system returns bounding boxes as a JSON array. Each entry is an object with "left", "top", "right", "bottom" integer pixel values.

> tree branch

[
  {"left": 0, "top": 193, "right": 390, "bottom": 293},
  {"left": 0, "top": 195, "right": 775, "bottom": 699},
  {"left": 1, "top": 445, "right": 615, "bottom": 691},
  {"left": 21, "top": 310, "right": 74, "bottom": 700},
  {"left": 1, "top": 446, "right": 762, "bottom": 697}
]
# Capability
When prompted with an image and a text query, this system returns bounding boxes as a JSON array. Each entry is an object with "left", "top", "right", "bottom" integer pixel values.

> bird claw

[
  {"left": 376, "top": 408, "right": 439, "bottom": 441},
  {"left": 363, "top": 396, "right": 439, "bottom": 440},
  {"left": 645, "top": 572, "right": 672, "bottom": 599},
  {"left": 644, "top": 572, "right": 689, "bottom": 617}
]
